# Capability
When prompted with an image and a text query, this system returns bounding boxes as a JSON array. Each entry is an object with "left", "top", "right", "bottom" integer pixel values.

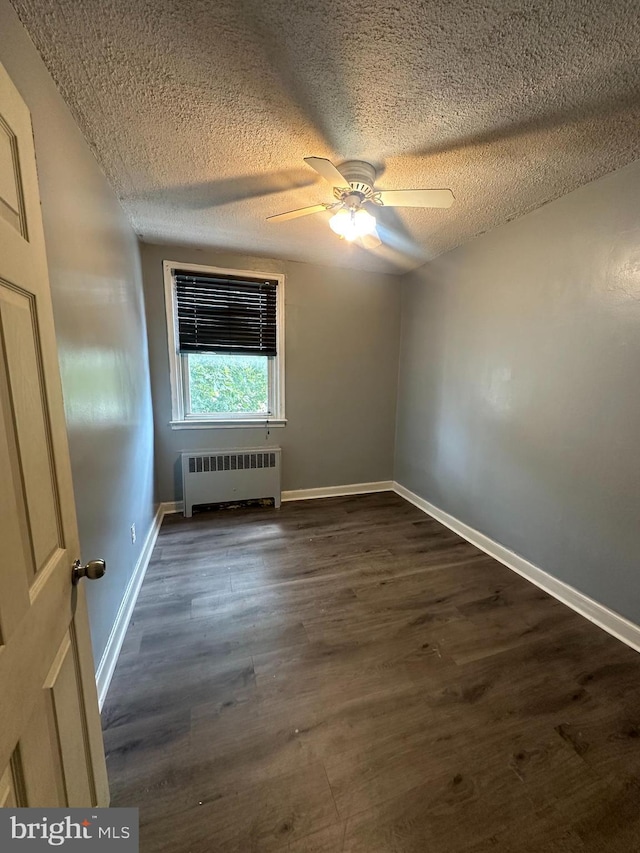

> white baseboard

[
  {"left": 393, "top": 481, "right": 640, "bottom": 655},
  {"left": 160, "top": 484, "right": 394, "bottom": 512},
  {"left": 95, "top": 505, "right": 164, "bottom": 710},
  {"left": 281, "top": 481, "right": 394, "bottom": 502},
  {"left": 159, "top": 500, "right": 183, "bottom": 515}
]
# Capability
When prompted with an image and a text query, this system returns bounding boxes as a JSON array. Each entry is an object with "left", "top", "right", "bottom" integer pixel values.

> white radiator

[{"left": 181, "top": 447, "right": 281, "bottom": 517}]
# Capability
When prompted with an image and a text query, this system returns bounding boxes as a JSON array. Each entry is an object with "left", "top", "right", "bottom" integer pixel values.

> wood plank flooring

[{"left": 104, "top": 492, "right": 640, "bottom": 852}]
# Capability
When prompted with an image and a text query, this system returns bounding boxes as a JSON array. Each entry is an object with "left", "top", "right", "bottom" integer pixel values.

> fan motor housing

[{"left": 339, "top": 160, "right": 376, "bottom": 198}]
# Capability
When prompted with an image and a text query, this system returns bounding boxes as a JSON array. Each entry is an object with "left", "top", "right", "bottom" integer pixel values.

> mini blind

[{"left": 174, "top": 270, "right": 278, "bottom": 357}]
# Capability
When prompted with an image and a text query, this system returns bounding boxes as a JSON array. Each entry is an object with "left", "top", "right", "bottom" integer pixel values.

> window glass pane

[{"left": 187, "top": 352, "right": 269, "bottom": 414}]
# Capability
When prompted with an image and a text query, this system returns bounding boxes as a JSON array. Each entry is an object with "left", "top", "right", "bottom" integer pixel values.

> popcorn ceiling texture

[{"left": 10, "top": 0, "right": 640, "bottom": 273}]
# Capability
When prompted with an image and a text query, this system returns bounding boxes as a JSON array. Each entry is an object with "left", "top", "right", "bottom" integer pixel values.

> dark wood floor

[{"left": 104, "top": 492, "right": 640, "bottom": 852}]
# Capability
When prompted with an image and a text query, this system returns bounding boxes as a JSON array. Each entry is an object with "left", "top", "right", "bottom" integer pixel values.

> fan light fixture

[
  {"left": 329, "top": 207, "right": 376, "bottom": 242},
  {"left": 267, "top": 157, "right": 455, "bottom": 252}
]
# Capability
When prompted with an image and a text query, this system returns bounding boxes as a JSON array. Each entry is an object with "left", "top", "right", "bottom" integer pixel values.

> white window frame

[{"left": 163, "top": 260, "right": 286, "bottom": 429}]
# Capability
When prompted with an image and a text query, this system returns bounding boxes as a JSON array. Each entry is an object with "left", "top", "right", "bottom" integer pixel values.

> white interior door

[{"left": 0, "top": 59, "right": 109, "bottom": 808}]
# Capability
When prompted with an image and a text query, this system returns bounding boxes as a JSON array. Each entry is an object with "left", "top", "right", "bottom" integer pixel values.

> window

[{"left": 163, "top": 261, "right": 285, "bottom": 428}]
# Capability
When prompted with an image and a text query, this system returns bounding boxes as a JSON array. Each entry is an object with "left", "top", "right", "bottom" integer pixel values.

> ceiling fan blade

[
  {"left": 304, "top": 157, "right": 351, "bottom": 189},
  {"left": 360, "top": 229, "right": 382, "bottom": 249},
  {"left": 267, "top": 204, "right": 330, "bottom": 222},
  {"left": 376, "top": 189, "right": 454, "bottom": 208}
]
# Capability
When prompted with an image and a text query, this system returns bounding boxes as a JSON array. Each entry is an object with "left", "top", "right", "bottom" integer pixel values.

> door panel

[
  {"left": 0, "top": 281, "right": 62, "bottom": 573},
  {"left": 0, "top": 346, "right": 31, "bottom": 641},
  {"left": 45, "top": 633, "right": 94, "bottom": 807},
  {"left": 0, "top": 60, "right": 109, "bottom": 807},
  {"left": 18, "top": 691, "right": 65, "bottom": 808},
  {"left": 0, "top": 113, "right": 26, "bottom": 237},
  {"left": 0, "top": 767, "right": 18, "bottom": 809}
]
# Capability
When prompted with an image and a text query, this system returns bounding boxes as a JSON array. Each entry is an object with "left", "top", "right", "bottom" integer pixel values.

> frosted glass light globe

[{"left": 329, "top": 207, "right": 376, "bottom": 241}]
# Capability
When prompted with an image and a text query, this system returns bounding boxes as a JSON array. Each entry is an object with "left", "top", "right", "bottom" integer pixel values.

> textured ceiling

[{"left": 10, "top": 0, "right": 640, "bottom": 273}]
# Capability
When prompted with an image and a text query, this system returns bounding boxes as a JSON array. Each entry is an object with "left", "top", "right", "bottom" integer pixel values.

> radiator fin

[{"left": 187, "top": 452, "right": 278, "bottom": 473}]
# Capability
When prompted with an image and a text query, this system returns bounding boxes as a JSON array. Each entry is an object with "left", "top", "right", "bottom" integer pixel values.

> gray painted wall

[
  {"left": 0, "top": 2, "right": 155, "bottom": 667},
  {"left": 395, "top": 159, "right": 640, "bottom": 624},
  {"left": 140, "top": 243, "right": 401, "bottom": 502}
]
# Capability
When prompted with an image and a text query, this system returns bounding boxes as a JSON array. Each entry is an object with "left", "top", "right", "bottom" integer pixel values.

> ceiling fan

[{"left": 267, "top": 157, "right": 454, "bottom": 248}]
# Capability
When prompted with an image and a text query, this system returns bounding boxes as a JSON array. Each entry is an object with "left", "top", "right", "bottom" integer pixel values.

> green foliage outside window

[{"left": 188, "top": 352, "right": 268, "bottom": 414}]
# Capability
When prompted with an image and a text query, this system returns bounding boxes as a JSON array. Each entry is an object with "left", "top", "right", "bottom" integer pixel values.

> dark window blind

[{"left": 174, "top": 270, "right": 278, "bottom": 357}]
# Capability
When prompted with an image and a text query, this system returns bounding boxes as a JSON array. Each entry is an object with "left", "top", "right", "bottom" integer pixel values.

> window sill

[{"left": 170, "top": 418, "right": 287, "bottom": 430}]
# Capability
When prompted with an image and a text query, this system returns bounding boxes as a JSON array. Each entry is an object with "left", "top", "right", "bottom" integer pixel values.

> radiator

[{"left": 181, "top": 447, "right": 281, "bottom": 517}]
